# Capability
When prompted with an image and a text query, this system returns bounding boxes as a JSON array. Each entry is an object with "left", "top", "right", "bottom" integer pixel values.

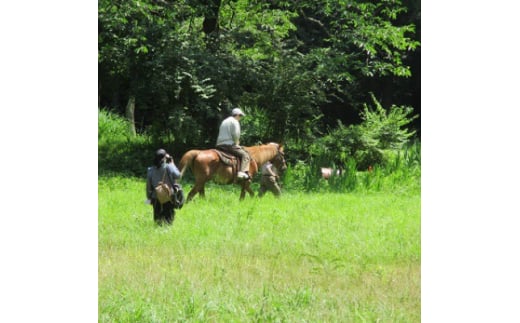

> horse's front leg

[{"left": 245, "top": 183, "right": 254, "bottom": 197}]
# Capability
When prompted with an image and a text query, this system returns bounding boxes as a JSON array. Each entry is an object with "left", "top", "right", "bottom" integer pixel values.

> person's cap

[
  {"left": 232, "top": 108, "right": 245, "bottom": 116},
  {"left": 155, "top": 149, "right": 167, "bottom": 158}
]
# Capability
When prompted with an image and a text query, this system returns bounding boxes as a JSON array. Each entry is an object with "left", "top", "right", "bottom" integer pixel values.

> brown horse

[{"left": 179, "top": 142, "right": 286, "bottom": 201}]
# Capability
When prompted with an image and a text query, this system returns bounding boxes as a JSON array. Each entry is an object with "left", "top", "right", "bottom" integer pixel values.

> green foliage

[
  {"left": 98, "top": 140, "right": 154, "bottom": 178},
  {"left": 360, "top": 93, "right": 418, "bottom": 149},
  {"left": 98, "top": 109, "right": 133, "bottom": 143},
  {"left": 98, "top": 0, "right": 420, "bottom": 186},
  {"left": 239, "top": 106, "right": 272, "bottom": 144},
  {"left": 308, "top": 95, "right": 417, "bottom": 170},
  {"left": 283, "top": 141, "right": 420, "bottom": 194},
  {"left": 220, "top": 0, "right": 298, "bottom": 60},
  {"left": 99, "top": 0, "right": 420, "bottom": 147},
  {"left": 98, "top": 109, "right": 178, "bottom": 177}
]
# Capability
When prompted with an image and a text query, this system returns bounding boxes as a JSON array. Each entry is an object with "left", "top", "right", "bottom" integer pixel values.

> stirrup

[{"left": 237, "top": 172, "right": 249, "bottom": 179}]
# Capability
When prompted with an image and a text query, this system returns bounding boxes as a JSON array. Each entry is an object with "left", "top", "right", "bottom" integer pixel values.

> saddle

[
  {"left": 213, "top": 149, "right": 237, "bottom": 166},
  {"left": 213, "top": 148, "right": 250, "bottom": 181}
]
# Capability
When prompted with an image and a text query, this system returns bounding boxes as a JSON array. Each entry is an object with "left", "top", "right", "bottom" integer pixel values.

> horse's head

[{"left": 271, "top": 144, "right": 287, "bottom": 173}]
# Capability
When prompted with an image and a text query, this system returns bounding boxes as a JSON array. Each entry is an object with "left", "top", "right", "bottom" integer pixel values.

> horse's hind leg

[
  {"left": 186, "top": 183, "right": 201, "bottom": 201},
  {"left": 186, "top": 186, "right": 198, "bottom": 202},
  {"left": 187, "top": 180, "right": 206, "bottom": 201}
]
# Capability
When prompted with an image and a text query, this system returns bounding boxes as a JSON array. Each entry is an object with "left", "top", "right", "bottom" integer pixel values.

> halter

[{"left": 271, "top": 148, "right": 287, "bottom": 171}]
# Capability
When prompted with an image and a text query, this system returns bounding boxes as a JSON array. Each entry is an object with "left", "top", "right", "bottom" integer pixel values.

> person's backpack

[{"left": 155, "top": 170, "right": 173, "bottom": 204}]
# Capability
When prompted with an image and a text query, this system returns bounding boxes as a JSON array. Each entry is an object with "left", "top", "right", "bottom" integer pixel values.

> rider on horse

[{"left": 216, "top": 107, "right": 250, "bottom": 180}]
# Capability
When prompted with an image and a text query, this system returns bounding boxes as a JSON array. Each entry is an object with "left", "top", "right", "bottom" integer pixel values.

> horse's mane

[{"left": 246, "top": 143, "right": 281, "bottom": 165}]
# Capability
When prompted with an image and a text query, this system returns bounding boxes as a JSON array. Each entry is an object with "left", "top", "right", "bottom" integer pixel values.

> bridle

[{"left": 272, "top": 149, "right": 287, "bottom": 172}]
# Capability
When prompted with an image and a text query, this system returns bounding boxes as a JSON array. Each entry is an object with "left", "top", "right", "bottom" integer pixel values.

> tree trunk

[
  {"left": 202, "top": 0, "right": 221, "bottom": 35},
  {"left": 125, "top": 95, "right": 136, "bottom": 137}
]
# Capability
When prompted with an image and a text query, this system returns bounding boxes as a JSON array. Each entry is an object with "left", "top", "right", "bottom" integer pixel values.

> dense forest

[{"left": 99, "top": 0, "right": 420, "bottom": 170}]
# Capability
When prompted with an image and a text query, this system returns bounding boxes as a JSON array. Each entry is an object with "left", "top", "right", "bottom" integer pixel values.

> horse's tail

[{"left": 179, "top": 150, "right": 201, "bottom": 178}]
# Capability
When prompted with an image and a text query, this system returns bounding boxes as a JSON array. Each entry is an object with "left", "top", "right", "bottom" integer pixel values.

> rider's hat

[{"left": 232, "top": 108, "right": 245, "bottom": 117}]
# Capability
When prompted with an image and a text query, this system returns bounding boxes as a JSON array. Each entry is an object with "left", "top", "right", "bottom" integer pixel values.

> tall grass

[
  {"left": 282, "top": 141, "right": 421, "bottom": 194},
  {"left": 99, "top": 176, "right": 420, "bottom": 322},
  {"left": 98, "top": 109, "right": 133, "bottom": 144}
]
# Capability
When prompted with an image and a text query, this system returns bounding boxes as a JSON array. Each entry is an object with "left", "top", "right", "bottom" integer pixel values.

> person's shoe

[{"left": 237, "top": 171, "right": 249, "bottom": 179}]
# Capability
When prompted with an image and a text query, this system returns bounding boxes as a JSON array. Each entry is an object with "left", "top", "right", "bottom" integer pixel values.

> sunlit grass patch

[{"left": 99, "top": 176, "right": 420, "bottom": 322}]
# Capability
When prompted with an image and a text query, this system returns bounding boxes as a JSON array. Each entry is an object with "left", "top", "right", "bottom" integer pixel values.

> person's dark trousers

[
  {"left": 258, "top": 176, "right": 281, "bottom": 197},
  {"left": 152, "top": 199, "right": 175, "bottom": 225}
]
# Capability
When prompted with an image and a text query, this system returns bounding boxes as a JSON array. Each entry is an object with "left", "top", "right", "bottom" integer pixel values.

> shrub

[
  {"left": 360, "top": 93, "right": 418, "bottom": 150},
  {"left": 98, "top": 109, "right": 133, "bottom": 143},
  {"left": 311, "top": 95, "right": 418, "bottom": 170},
  {"left": 99, "top": 109, "right": 156, "bottom": 176},
  {"left": 282, "top": 141, "right": 420, "bottom": 194}
]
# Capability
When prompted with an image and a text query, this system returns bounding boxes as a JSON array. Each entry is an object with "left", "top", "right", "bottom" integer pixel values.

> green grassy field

[{"left": 99, "top": 176, "right": 420, "bottom": 322}]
